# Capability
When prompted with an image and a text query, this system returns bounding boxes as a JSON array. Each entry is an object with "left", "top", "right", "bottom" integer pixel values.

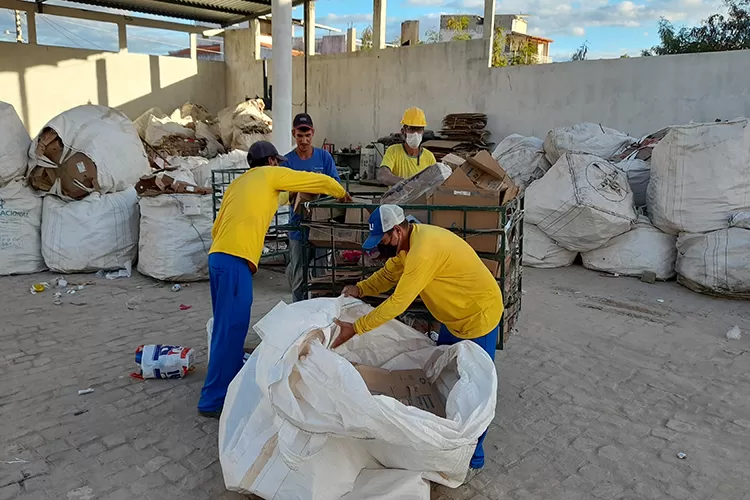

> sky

[{"left": 0, "top": 0, "right": 730, "bottom": 60}]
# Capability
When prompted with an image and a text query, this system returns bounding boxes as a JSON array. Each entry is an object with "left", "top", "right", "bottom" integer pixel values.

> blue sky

[{"left": 0, "top": 0, "right": 729, "bottom": 60}]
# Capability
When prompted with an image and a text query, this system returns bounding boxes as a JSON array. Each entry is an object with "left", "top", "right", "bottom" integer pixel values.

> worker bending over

[
  {"left": 199, "top": 141, "right": 351, "bottom": 418},
  {"left": 378, "top": 107, "right": 437, "bottom": 186},
  {"left": 333, "top": 205, "right": 502, "bottom": 480},
  {"left": 284, "top": 113, "right": 342, "bottom": 302}
]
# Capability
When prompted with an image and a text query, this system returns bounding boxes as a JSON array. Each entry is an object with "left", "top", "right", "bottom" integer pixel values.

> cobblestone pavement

[{"left": 1, "top": 266, "right": 749, "bottom": 500}]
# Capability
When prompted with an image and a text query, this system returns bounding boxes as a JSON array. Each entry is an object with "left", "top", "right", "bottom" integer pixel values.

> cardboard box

[
  {"left": 427, "top": 151, "right": 519, "bottom": 254},
  {"left": 308, "top": 206, "right": 370, "bottom": 249},
  {"left": 354, "top": 365, "right": 446, "bottom": 418}
]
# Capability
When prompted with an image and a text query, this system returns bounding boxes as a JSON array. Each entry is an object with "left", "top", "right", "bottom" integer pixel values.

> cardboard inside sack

[
  {"left": 354, "top": 364, "right": 446, "bottom": 418},
  {"left": 426, "top": 151, "right": 518, "bottom": 255}
]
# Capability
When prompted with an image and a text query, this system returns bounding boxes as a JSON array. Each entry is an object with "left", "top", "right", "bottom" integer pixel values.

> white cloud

[
  {"left": 572, "top": 26, "right": 585, "bottom": 36},
  {"left": 431, "top": 0, "right": 728, "bottom": 38}
]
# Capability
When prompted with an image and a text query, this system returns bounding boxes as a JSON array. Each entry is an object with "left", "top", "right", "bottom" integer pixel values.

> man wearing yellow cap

[{"left": 377, "top": 107, "right": 437, "bottom": 186}]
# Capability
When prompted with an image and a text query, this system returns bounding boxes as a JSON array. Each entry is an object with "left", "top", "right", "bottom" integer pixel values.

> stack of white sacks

[
  {"left": 496, "top": 119, "right": 750, "bottom": 296},
  {"left": 27, "top": 105, "right": 150, "bottom": 275},
  {"left": 0, "top": 102, "right": 45, "bottom": 276}
]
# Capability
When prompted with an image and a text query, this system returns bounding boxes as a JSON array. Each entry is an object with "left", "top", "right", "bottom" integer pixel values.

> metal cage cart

[
  {"left": 211, "top": 166, "right": 353, "bottom": 269},
  {"left": 300, "top": 193, "right": 524, "bottom": 349}
]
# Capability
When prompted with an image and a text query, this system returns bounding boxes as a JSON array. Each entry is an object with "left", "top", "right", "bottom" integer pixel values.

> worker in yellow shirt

[
  {"left": 377, "top": 107, "right": 437, "bottom": 186},
  {"left": 333, "top": 204, "right": 502, "bottom": 480},
  {"left": 199, "top": 141, "right": 351, "bottom": 418}
]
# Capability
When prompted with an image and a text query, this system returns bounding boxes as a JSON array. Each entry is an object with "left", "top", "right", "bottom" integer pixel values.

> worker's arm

[
  {"left": 270, "top": 167, "right": 347, "bottom": 199},
  {"left": 353, "top": 252, "right": 439, "bottom": 335},
  {"left": 378, "top": 146, "right": 405, "bottom": 186},
  {"left": 377, "top": 166, "right": 403, "bottom": 186},
  {"left": 356, "top": 254, "right": 405, "bottom": 297}
]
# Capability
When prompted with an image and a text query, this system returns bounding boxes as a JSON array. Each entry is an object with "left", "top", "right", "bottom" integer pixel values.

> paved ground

[{"left": 0, "top": 266, "right": 748, "bottom": 500}]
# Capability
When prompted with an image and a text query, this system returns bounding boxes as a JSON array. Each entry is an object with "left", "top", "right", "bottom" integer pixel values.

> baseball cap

[
  {"left": 293, "top": 113, "right": 314, "bottom": 130},
  {"left": 248, "top": 140, "right": 287, "bottom": 164},
  {"left": 362, "top": 205, "right": 405, "bottom": 250}
]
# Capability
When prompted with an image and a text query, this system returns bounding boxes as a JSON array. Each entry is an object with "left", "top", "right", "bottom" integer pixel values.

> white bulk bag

[
  {"left": 29, "top": 105, "right": 150, "bottom": 195},
  {"left": 543, "top": 122, "right": 636, "bottom": 164},
  {"left": 676, "top": 228, "right": 750, "bottom": 299},
  {"left": 647, "top": 119, "right": 750, "bottom": 235},
  {"left": 582, "top": 215, "right": 677, "bottom": 280},
  {"left": 0, "top": 102, "right": 30, "bottom": 186},
  {"left": 219, "top": 297, "right": 497, "bottom": 499},
  {"left": 526, "top": 153, "right": 637, "bottom": 252},
  {"left": 137, "top": 194, "right": 213, "bottom": 282},
  {"left": 183, "top": 150, "right": 248, "bottom": 188},
  {"left": 0, "top": 180, "right": 46, "bottom": 275},
  {"left": 523, "top": 223, "right": 577, "bottom": 268},
  {"left": 42, "top": 188, "right": 139, "bottom": 273},
  {"left": 492, "top": 135, "right": 551, "bottom": 188}
]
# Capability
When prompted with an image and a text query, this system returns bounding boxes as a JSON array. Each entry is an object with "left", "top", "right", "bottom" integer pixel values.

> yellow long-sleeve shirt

[
  {"left": 210, "top": 166, "right": 346, "bottom": 269},
  {"left": 353, "top": 224, "right": 503, "bottom": 339}
]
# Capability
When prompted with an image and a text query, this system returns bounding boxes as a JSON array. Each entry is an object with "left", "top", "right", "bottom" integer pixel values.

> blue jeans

[
  {"left": 198, "top": 253, "right": 253, "bottom": 412},
  {"left": 437, "top": 323, "right": 498, "bottom": 470}
]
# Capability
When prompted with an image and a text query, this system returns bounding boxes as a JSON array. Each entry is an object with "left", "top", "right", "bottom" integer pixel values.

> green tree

[
  {"left": 360, "top": 26, "right": 373, "bottom": 50},
  {"left": 643, "top": 0, "right": 750, "bottom": 55},
  {"left": 423, "top": 28, "right": 440, "bottom": 43},
  {"left": 446, "top": 15, "right": 473, "bottom": 41},
  {"left": 571, "top": 41, "right": 589, "bottom": 61}
]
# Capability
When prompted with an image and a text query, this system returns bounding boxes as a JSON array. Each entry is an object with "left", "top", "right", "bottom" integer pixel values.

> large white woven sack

[
  {"left": 0, "top": 102, "right": 30, "bottom": 186},
  {"left": 0, "top": 180, "right": 46, "bottom": 275},
  {"left": 582, "top": 215, "right": 677, "bottom": 280},
  {"left": 647, "top": 119, "right": 750, "bottom": 235},
  {"left": 42, "top": 188, "right": 139, "bottom": 273},
  {"left": 29, "top": 105, "right": 150, "bottom": 196},
  {"left": 523, "top": 223, "right": 577, "bottom": 268},
  {"left": 526, "top": 152, "right": 637, "bottom": 252},
  {"left": 219, "top": 297, "right": 497, "bottom": 499},
  {"left": 492, "top": 135, "right": 551, "bottom": 188},
  {"left": 137, "top": 194, "right": 213, "bottom": 282},
  {"left": 543, "top": 122, "right": 636, "bottom": 164},
  {"left": 676, "top": 228, "right": 750, "bottom": 299}
]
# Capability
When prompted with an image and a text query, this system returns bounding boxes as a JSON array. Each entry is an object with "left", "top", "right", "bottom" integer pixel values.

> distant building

[{"left": 440, "top": 14, "right": 553, "bottom": 64}]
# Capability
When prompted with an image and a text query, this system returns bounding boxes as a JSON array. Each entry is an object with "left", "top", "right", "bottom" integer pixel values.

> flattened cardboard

[
  {"left": 58, "top": 152, "right": 99, "bottom": 200},
  {"left": 355, "top": 365, "right": 446, "bottom": 418},
  {"left": 426, "top": 151, "right": 519, "bottom": 254},
  {"left": 308, "top": 206, "right": 370, "bottom": 249}
]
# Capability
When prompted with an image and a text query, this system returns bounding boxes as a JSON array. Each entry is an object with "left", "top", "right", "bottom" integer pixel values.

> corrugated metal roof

[{"left": 58, "top": 0, "right": 306, "bottom": 26}]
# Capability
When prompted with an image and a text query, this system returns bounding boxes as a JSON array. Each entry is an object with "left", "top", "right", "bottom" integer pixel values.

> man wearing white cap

[{"left": 333, "top": 204, "right": 503, "bottom": 478}]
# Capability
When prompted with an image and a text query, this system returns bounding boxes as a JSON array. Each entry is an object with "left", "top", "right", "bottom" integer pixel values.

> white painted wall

[
  {"left": 0, "top": 42, "right": 225, "bottom": 135},
  {"left": 225, "top": 37, "right": 750, "bottom": 148}
]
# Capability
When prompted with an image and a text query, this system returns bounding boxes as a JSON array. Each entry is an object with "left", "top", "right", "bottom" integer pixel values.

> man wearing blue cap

[
  {"left": 333, "top": 204, "right": 502, "bottom": 480},
  {"left": 283, "top": 113, "right": 341, "bottom": 302},
  {"left": 199, "top": 140, "right": 351, "bottom": 419}
]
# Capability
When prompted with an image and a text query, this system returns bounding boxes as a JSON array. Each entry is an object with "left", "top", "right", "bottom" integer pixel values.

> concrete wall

[
  {"left": 0, "top": 42, "right": 225, "bottom": 135},
  {"left": 225, "top": 37, "right": 750, "bottom": 149}
]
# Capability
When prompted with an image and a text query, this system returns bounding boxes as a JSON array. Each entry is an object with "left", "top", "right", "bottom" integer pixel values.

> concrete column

[
  {"left": 373, "top": 0, "right": 386, "bottom": 50},
  {"left": 272, "top": 0, "right": 293, "bottom": 151},
  {"left": 26, "top": 11, "right": 36, "bottom": 44},
  {"left": 483, "top": 0, "right": 495, "bottom": 66},
  {"left": 304, "top": 0, "right": 315, "bottom": 56},
  {"left": 346, "top": 27, "right": 356, "bottom": 52},
  {"left": 250, "top": 18, "right": 261, "bottom": 60},
  {"left": 400, "top": 20, "right": 418, "bottom": 46},
  {"left": 117, "top": 21, "right": 127, "bottom": 52},
  {"left": 189, "top": 33, "right": 198, "bottom": 60}
]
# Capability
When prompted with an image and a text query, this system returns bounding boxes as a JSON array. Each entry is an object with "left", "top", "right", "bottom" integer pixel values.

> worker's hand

[
  {"left": 338, "top": 192, "right": 353, "bottom": 203},
  {"left": 331, "top": 319, "right": 357, "bottom": 349},
  {"left": 341, "top": 285, "right": 361, "bottom": 298}
]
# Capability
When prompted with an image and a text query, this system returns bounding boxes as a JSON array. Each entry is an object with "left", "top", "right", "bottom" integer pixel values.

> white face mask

[{"left": 405, "top": 132, "right": 422, "bottom": 149}]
